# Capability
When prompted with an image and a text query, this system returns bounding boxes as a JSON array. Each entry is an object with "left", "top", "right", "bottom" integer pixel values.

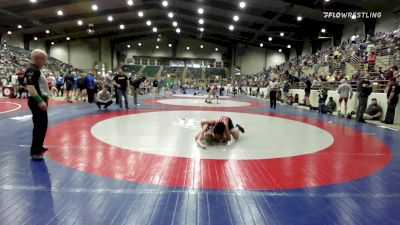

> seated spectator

[
  {"left": 363, "top": 98, "right": 383, "bottom": 120},
  {"left": 294, "top": 94, "right": 299, "bottom": 104},
  {"left": 326, "top": 97, "right": 336, "bottom": 114},
  {"left": 285, "top": 94, "right": 293, "bottom": 105},
  {"left": 96, "top": 86, "right": 113, "bottom": 110}
]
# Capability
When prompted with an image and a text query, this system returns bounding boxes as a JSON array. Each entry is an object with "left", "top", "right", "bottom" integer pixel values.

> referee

[{"left": 25, "top": 49, "right": 50, "bottom": 160}]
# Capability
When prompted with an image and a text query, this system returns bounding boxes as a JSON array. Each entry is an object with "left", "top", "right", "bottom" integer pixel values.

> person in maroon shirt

[{"left": 386, "top": 65, "right": 398, "bottom": 80}]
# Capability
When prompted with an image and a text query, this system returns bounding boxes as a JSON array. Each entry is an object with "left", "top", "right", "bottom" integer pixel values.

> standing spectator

[
  {"left": 378, "top": 67, "right": 385, "bottom": 80},
  {"left": 356, "top": 74, "right": 373, "bottom": 123},
  {"left": 96, "top": 86, "right": 113, "bottom": 110},
  {"left": 130, "top": 76, "right": 146, "bottom": 106},
  {"left": 268, "top": 78, "right": 279, "bottom": 109},
  {"left": 152, "top": 79, "right": 159, "bottom": 97},
  {"left": 313, "top": 56, "right": 320, "bottom": 74},
  {"left": 282, "top": 81, "right": 290, "bottom": 102},
  {"left": 382, "top": 77, "right": 400, "bottom": 124},
  {"left": 10, "top": 72, "right": 19, "bottom": 86},
  {"left": 72, "top": 72, "right": 79, "bottom": 98},
  {"left": 367, "top": 52, "right": 377, "bottom": 72},
  {"left": 317, "top": 88, "right": 328, "bottom": 113},
  {"left": 63, "top": 71, "right": 74, "bottom": 103},
  {"left": 113, "top": 68, "right": 130, "bottom": 109},
  {"left": 24, "top": 49, "right": 50, "bottom": 160},
  {"left": 337, "top": 79, "right": 353, "bottom": 117},
  {"left": 76, "top": 73, "right": 87, "bottom": 102},
  {"left": 86, "top": 73, "right": 96, "bottom": 103},
  {"left": 158, "top": 78, "right": 166, "bottom": 97},
  {"left": 55, "top": 74, "right": 64, "bottom": 97},
  {"left": 17, "top": 71, "right": 27, "bottom": 98},
  {"left": 304, "top": 77, "right": 312, "bottom": 106}
]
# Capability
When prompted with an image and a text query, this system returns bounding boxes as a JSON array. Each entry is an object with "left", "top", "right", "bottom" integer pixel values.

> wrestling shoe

[{"left": 236, "top": 124, "right": 245, "bottom": 133}]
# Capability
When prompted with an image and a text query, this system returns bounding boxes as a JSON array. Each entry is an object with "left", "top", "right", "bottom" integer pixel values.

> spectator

[
  {"left": 86, "top": 73, "right": 96, "bottom": 103},
  {"left": 386, "top": 65, "right": 398, "bottom": 80},
  {"left": 96, "top": 86, "right": 113, "bottom": 110},
  {"left": 72, "top": 72, "right": 79, "bottom": 97},
  {"left": 63, "top": 71, "right": 74, "bottom": 103},
  {"left": 304, "top": 77, "right": 312, "bottom": 106},
  {"left": 378, "top": 67, "right": 385, "bottom": 80},
  {"left": 317, "top": 88, "right": 328, "bottom": 113},
  {"left": 337, "top": 79, "right": 353, "bottom": 116},
  {"left": 356, "top": 74, "right": 373, "bottom": 123},
  {"left": 130, "top": 76, "right": 146, "bottom": 106},
  {"left": 77, "top": 73, "right": 87, "bottom": 102},
  {"left": 282, "top": 80, "right": 290, "bottom": 101},
  {"left": 113, "top": 68, "right": 130, "bottom": 109},
  {"left": 152, "top": 79, "right": 159, "bottom": 97},
  {"left": 326, "top": 97, "right": 336, "bottom": 114},
  {"left": 382, "top": 77, "right": 400, "bottom": 124},
  {"left": 55, "top": 74, "right": 64, "bottom": 97},
  {"left": 294, "top": 94, "right": 299, "bottom": 104},
  {"left": 363, "top": 98, "right": 383, "bottom": 120}
]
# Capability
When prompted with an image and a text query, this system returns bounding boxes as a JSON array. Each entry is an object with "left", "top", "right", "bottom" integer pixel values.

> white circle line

[
  {"left": 0, "top": 102, "right": 22, "bottom": 114},
  {"left": 91, "top": 111, "right": 334, "bottom": 160}
]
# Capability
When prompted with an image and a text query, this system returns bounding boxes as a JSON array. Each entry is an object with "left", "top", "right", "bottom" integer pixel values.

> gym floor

[{"left": 0, "top": 93, "right": 399, "bottom": 225}]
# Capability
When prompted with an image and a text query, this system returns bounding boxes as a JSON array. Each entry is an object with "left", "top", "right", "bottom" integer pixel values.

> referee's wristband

[{"left": 34, "top": 95, "right": 44, "bottom": 104}]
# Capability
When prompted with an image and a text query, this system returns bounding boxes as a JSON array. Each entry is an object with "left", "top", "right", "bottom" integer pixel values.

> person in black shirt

[
  {"left": 364, "top": 98, "right": 383, "bottom": 120},
  {"left": 25, "top": 49, "right": 50, "bottom": 160},
  {"left": 130, "top": 76, "right": 146, "bottom": 106},
  {"left": 382, "top": 77, "right": 400, "bottom": 124},
  {"left": 152, "top": 79, "right": 159, "bottom": 97},
  {"left": 77, "top": 73, "right": 87, "bottom": 102},
  {"left": 317, "top": 88, "right": 328, "bottom": 113},
  {"left": 356, "top": 74, "right": 373, "bottom": 123},
  {"left": 112, "top": 68, "right": 130, "bottom": 109},
  {"left": 326, "top": 97, "right": 336, "bottom": 114},
  {"left": 63, "top": 71, "right": 74, "bottom": 103},
  {"left": 304, "top": 77, "right": 312, "bottom": 106}
]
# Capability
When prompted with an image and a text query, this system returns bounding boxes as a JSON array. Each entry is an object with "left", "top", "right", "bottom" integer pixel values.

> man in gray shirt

[
  {"left": 96, "top": 86, "right": 113, "bottom": 109},
  {"left": 337, "top": 78, "right": 353, "bottom": 116}
]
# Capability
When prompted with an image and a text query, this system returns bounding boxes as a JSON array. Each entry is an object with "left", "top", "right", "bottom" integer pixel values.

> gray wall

[
  {"left": 50, "top": 38, "right": 112, "bottom": 71},
  {"left": 375, "top": 11, "right": 399, "bottom": 33},
  {"left": 233, "top": 45, "right": 286, "bottom": 75},
  {"left": 124, "top": 38, "right": 226, "bottom": 62},
  {"left": 1, "top": 34, "right": 112, "bottom": 71},
  {"left": 341, "top": 21, "right": 365, "bottom": 43}
]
